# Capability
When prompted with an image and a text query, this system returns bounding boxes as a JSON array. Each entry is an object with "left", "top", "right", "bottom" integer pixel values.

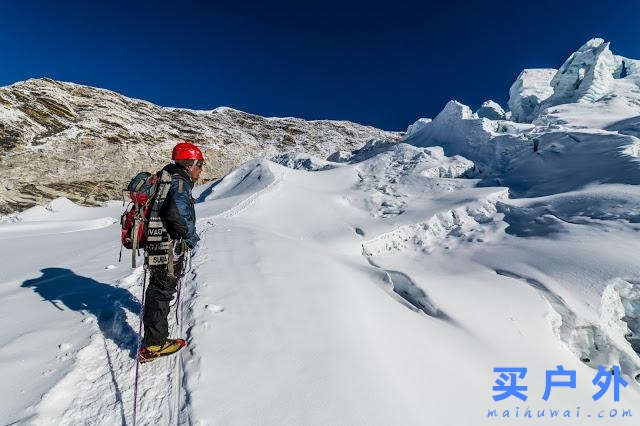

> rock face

[
  {"left": 475, "top": 100, "right": 505, "bottom": 120},
  {"left": 507, "top": 69, "right": 556, "bottom": 123},
  {"left": 0, "top": 78, "right": 402, "bottom": 214}
]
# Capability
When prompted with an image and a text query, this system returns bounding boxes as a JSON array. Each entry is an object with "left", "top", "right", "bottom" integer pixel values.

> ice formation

[
  {"left": 507, "top": 68, "right": 556, "bottom": 123},
  {"left": 475, "top": 100, "right": 505, "bottom": 120}
]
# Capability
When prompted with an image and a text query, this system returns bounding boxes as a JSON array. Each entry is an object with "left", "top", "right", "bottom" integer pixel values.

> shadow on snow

[{"left": 21, "top": 268, "right": 141, "bottom": 359}]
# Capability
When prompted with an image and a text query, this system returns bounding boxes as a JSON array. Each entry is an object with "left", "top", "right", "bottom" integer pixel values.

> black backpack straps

[
  {"left": 146, "top": 170, "right": 173, "bottom": 268},
  {"left": 172, "top": 172, "right": 190, "bottom": 194},
  {"left": 150, "top": 170, "right": 172, "bottom": 217}
]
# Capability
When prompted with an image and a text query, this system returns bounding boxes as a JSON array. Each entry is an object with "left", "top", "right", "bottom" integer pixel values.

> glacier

[
  {"left": 475, "top": 100, "right": 506, "bottom": 120},
  {"left": 2, "top": 37, "right": 640, "bottom": 425},
  {"left": 508, "top": 68, "right": 556, "bottom": 123}
]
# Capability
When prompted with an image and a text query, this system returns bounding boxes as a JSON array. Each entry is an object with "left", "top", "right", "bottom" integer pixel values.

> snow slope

[
  {"left": 3, "top": 147, "right": 640, "bottom": 424},
  {"left": 3, "top": 37, "right": 640, "bottom": 425}
]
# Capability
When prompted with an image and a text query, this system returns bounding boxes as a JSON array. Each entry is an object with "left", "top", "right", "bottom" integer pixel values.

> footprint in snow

[
  {"left": 205, "top": 304, "right": 224, "bottom": 313},
  {"left": 58, "top": 342, "right": 72, "bottom": 351}
]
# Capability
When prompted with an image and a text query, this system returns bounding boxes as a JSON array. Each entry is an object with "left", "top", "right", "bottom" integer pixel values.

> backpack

[{"left": 120, "top": 170, "right": 173, "bottom": 268}]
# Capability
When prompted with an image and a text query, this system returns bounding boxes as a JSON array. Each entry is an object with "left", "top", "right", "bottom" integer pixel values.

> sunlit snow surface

[{"left": 4, "top": 38, "right": 640, "bottom": 425}]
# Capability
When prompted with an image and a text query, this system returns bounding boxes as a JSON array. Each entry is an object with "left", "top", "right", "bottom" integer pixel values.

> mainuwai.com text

[{"left": 486, "top": 406, "right": 632, "bottom": 420}]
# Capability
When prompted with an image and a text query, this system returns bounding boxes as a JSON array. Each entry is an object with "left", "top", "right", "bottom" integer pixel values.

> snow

[
  {"left": 3, "top": 37, "right": 640, "bottom": 425},
  {"left": 404, "top": 100, "right": 495, "bottom": 157},
  {"left": 511, "top": 38, "right": 640, "bottom": 127},
  {"left": 476, "top": 100, "right": 506, "bottom": 120},
  {"left": 405, "top": 117, "right": 432, "bottom": 137},
  {"left": 544, "top": 38, "right": 616, "bottom": 106},
  {"left": 270, "top": 151, "right": 338, "bottom": 171},
  {"left": 402, "top": 100, "right": 516, "bottom": 172},
  {"left": 533, "top": 91, "right": 640, "bottom": 130},
  {"left": 508, "top": 68, "right": 556, "bottom": 123},
  {"left": 325, "top": 149, "right": 352, "bottom": 162}
]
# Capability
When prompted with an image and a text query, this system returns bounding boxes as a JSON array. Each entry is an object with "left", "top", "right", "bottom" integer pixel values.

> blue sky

[{"left": 2, "top": 1, "right": 639, "bottom": 130}]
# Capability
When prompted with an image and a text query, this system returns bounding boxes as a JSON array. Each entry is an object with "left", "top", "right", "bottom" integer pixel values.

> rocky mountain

[{"left": 0, "top": 78, "right": 402, "bottom": 214}]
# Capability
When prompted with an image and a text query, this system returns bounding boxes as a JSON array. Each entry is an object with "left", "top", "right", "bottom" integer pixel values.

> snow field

[{"left": 4, "top": 36, "right": 640, "bottom": 425}]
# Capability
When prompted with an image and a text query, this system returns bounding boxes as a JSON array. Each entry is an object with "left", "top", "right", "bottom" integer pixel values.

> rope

[
  {"left": 175, "top": 275, "right": 183, "bottom": 326},
  {"left": 176, "top": 263, "right": 186, "bottom": 425},
  {"left": 173, "top": 248, "right": 191, "bottom": 326},
  {"left": 132, "top": 267, "right": 148, "bottom": 426}
]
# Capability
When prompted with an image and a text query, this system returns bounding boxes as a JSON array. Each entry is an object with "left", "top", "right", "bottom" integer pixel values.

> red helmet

[{"left": 172, "top": 141, "right": 204, "bottom": 161}]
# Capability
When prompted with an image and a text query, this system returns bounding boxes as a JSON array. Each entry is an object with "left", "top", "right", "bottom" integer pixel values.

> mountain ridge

[{"left": 0, "top": 78, "right": 402, "bottom": 214}]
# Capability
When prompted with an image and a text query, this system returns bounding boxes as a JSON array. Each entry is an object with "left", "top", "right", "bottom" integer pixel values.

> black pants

[{"left": 143, "top": 257, "right": 184, "bottom": 346}]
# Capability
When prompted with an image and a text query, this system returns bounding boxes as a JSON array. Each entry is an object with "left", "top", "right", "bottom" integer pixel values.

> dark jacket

[{"left": 159, "top": 163, "right": 199, "bottom": 249}]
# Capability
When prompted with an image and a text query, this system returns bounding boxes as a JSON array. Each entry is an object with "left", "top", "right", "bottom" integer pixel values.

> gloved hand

[{"left": 186, "top": 233, "right": 200, "bottom": 250}]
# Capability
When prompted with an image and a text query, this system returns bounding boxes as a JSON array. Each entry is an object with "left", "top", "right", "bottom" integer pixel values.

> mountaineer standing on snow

[{"left": 138, "top": 141, "right": 204, "bottom": 362}]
